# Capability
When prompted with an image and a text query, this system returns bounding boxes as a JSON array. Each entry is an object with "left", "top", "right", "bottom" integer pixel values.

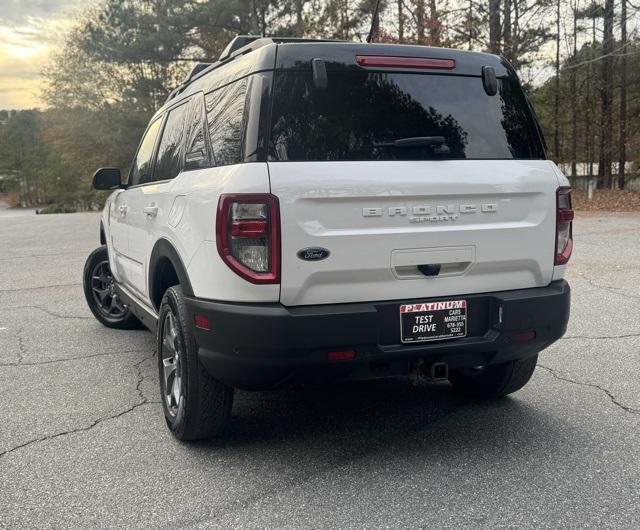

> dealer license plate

[{"left": 400, "top": 300, "right": 467, "bottom": 343}]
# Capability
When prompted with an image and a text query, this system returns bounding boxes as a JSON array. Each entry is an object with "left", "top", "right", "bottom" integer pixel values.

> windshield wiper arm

[{"left": 373, "top": 136, "right": 446, "bottom": 148}]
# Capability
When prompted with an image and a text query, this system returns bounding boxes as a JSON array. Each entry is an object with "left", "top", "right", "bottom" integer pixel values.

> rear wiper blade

[{"left": 373, "top": 136, "right": 446, "bottom": 148}]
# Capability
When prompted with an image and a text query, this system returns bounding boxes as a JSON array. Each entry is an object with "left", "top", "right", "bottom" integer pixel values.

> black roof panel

[
  {"left": 274, "top": 42, "right": 515, "bottom": 78},
  {"left": 161, "top": 38, "right": 518, "bottom": 113}
]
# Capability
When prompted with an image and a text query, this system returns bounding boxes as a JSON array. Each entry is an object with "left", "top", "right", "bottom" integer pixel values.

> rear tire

[
  {"left": 158, "top": 285, "right": 234, "bottom": 441},
  {"left": 83, "top": 245, "right": 142, "bottom": 329},
  {"left": 449, "top": 354, "right": 538, "bottom": 399}
]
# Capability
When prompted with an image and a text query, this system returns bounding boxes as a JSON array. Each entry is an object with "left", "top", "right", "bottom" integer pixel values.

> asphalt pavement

[{"left": 1, "top": 208, "right": 639, "bottom": 529}]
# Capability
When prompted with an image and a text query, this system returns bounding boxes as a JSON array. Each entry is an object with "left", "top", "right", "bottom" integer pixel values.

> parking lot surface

[{"left": 1, "top": 208, "right": 639, "bottom": 528}]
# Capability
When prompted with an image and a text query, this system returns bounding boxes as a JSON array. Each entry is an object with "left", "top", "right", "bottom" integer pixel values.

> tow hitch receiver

[{"left": 430, "top": 362, "right": 449, "bottom": 381}]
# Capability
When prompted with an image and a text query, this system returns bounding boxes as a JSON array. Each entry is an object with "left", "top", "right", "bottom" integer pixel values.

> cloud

[
  {"left": 0, "top": 1, "right": 85, "bottom": 27},
  {"left": 0, "top": 74, "right": 41, "bottom": 108},
  {"left": 0, "top": 0, "right": 94, "bottom": 109}
]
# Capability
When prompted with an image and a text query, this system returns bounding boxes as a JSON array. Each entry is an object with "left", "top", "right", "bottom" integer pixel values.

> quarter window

[
  {"left": 183, "top": 94, "right": 209, "bottom": 170},
  {"left": 205, "top": 78, "right": 249, "bottom": 166},
  {"left": 129, "top": 118, "right": 162, "bottom": 186},
  {"left": 155, "top": 102, "right": 189, "bottom": 181}
]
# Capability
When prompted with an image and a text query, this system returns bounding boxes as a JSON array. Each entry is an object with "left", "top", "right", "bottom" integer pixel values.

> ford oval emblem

[{"left": 297, "top": 247, "right": 330, "bottom": 261}]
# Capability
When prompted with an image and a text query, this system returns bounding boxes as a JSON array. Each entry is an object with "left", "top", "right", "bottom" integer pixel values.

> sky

[
  {"left": 1, "top": 1, "right": 637, "bottom": 110},
  {"left": 0, "top": 0, "right": 93, "bottom": 109}
]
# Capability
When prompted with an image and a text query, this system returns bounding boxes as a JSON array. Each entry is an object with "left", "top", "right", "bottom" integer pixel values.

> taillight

[
  {"left": 355, "top": 55, "right": 455, "bottom": 70},
  {"left": 555, "top": 187, "right": 574, "bottom": 265},
  {"left": 216, "top": 194, "right": 280, "bottom": 284}
]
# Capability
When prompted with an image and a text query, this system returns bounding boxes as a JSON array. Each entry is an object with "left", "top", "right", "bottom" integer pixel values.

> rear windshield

[{"left": 268, "top": 71, "right": 545, "bottom": 161}]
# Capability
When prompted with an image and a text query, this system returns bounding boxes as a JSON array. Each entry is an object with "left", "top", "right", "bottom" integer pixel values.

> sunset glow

[{"left": 0, "top": 1, "right": 91, "bottom": 109}]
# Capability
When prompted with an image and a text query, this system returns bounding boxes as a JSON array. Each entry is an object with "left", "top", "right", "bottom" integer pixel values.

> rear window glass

[{"left": 269, "top": 71, "right": 545, "bottom": 161}]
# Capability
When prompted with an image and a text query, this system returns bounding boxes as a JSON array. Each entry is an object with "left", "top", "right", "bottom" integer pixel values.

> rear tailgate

[
  {"left": 269, "top": 160, "right": 560, "bottom": 306},
  {"left": 267, "top": 46, "right": 557, "bottom": 306}
]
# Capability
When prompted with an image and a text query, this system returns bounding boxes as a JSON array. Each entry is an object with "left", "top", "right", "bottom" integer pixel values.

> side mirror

[{"left": 92, "top": 168, "right": 123, "bottom": 190}]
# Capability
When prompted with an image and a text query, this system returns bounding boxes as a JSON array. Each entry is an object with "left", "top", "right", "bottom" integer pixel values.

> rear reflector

[
  {"left": 514, "top": 331, "right": 536, "bottom": 342},
  {"left": 327, "top": 349, "right": 357, "bottom": 362},
  {"left": 194, "top": 315, "right": 210, "bottom": 330},
  {"left": 356, "top": 55, "right": 455, "bottom": 70}
]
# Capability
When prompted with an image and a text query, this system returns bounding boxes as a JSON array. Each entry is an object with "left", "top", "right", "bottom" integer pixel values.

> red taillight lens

[
  {"left": 555, "top": 187, "right": 574, "bottom": 265},
  {"left": 356, "top": 55, "right": 455, "bottom": 70},
  {"left": 216, "top": 194, "right": 280, "bottom": 284}
]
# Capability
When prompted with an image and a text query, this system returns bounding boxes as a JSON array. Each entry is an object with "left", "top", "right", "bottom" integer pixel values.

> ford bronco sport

[{"left": 83, "top": 36, "right": 572, "bottom": 441}]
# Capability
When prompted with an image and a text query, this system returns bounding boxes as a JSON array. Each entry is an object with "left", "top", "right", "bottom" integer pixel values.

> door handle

[{"left": 143, "top": 205, "right": 158, "bottom": 218}]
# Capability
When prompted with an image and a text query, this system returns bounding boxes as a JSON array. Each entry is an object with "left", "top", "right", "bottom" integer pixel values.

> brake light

[
  {"left": 216, "top": 194, "right": 280, "bottom": 284},
  {"left": 356, "top": 55, "right": 455, "bottom": 70},
  {"left": 555, "top": 187, "right": 574, "bottom": 265}
]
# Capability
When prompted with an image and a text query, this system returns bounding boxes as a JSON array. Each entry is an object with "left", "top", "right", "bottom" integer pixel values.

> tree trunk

[
  {"left": 428, "top": 0, "right": 441, "bottom": 45},
  {"left": 509, "top": 0, "right": 520, "bottom": 66},
  {"left": 618, "top": 0, "right": 627, "bottom": 189},
  {"left": 295, "top": 0, "right": 303, "bottom": 37},
  {"left": 598, "top": 0, "right": 614, "bottom": 189},
  {"left": 554, "top": 0, "right": 560, "bottom": 159},
  {"left": 416, "top": 0, "right": 426, "bottom": 44},
  {"left": 570, "top": 1, "right": 577, "bottom": 178},
  {"left": 370, "top": 2, "right": 380, "bottom": 42},
  {"left": 398, "top": 0, "right": 404, "bottom": 42},
  {"left": 503, "top": 0, "right": 511, "bottom": 59},
  {"left": 250, "top": 0, "right": 260, "bottom": 34},
  {"left": 587, "top": 16, "right": 596, "bottom": 179},
  {"left": 489, "top": 0, "right": 501, "bottom": 53},
  {"left": 260, "top": 1, "right": 266, "bottom": 36},
  {"left": 468, "top": 0, "right": 473, "bottom": 50}
]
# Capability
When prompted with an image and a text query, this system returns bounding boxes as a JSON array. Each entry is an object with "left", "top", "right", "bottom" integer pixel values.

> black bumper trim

[{"left": 185, "top": 280, "right": 570, "bottom": 390}]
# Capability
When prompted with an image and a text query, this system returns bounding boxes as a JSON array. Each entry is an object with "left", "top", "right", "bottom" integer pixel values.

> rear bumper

[{"left": 186, "top": 280, "right": 570, "bottom": 390}]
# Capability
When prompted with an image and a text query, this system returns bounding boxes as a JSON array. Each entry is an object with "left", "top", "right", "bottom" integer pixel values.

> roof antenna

[{"left": 366, "top": 0, "right": 383, "bottom": 43}]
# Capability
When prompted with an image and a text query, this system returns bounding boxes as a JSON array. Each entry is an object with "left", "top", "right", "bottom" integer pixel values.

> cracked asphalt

[{"left": 1, "top": 207, "right": 639, "bottom": 529}]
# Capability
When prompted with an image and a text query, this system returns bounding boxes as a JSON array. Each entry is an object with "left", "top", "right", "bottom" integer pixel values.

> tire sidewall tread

[
  {"left": 82, "top": 245, "right": 141, "bottom": 330},
  {"left": 450, "top": 354, "right": 538, "bottom": 399},
  {"left": 158, "top": 285, "right": 233, "bottom": 441}
]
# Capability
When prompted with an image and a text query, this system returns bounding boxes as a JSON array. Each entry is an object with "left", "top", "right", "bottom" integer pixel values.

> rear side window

[
  {"left": 183, "top": 93, "right": 209, "bottom": 170},
  {"left": 155, "top": 102, "right": 188, "bottom": 181},
  {"left": 269, "top": 71, "right": 545, "bottom": 161},
  {"left": 205, "top": 78, "right": 249, "bottom": 166},
  {"left": 129, "top": 118, "right": 162, "bottom": 186}
]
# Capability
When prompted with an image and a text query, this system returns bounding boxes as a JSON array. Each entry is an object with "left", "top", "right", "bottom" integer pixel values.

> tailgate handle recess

[{"left": 417, "top": 264, "right": 441, "bottom": 277}]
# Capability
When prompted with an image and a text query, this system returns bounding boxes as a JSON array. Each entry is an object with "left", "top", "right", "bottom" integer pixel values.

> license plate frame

[{"left": 399, "top": 299, "right": 467, "bottom": 344}]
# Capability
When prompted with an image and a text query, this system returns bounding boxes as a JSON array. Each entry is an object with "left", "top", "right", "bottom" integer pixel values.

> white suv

[{"left": 83, "top": 36, "right": 572, "bottom": 441}]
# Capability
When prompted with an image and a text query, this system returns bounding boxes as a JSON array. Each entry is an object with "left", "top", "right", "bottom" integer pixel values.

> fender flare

[
  {"left": 148, "top": 239, "right": 194, "bottom": 306},
  {"left": 99, "top": 222, "right": 106, "bottom": 245}
]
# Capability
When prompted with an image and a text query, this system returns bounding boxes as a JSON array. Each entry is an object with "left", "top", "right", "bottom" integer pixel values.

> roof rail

[
  {"left": 218, "top": 35, "right": 263, "bottom": 61},
  {"left": 270, "top": 37, "right": 345, "bottom": 44},
  {"left": 165, "top": 35, "right": 346, "bottom": 104}
]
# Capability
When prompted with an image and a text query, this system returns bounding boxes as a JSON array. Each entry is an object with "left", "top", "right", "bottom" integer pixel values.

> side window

[
  {"left": 183, "top": 93, "right": 209, "bottom": 170},
  {"left": 129, "top": 118, "right": 162, "bottom": 186},
  {"left": 154, "top": 102, "right": 189, "bottom": 181},
  {"left": 205, "top": 78, "right": 249, "bottom": 166}
]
